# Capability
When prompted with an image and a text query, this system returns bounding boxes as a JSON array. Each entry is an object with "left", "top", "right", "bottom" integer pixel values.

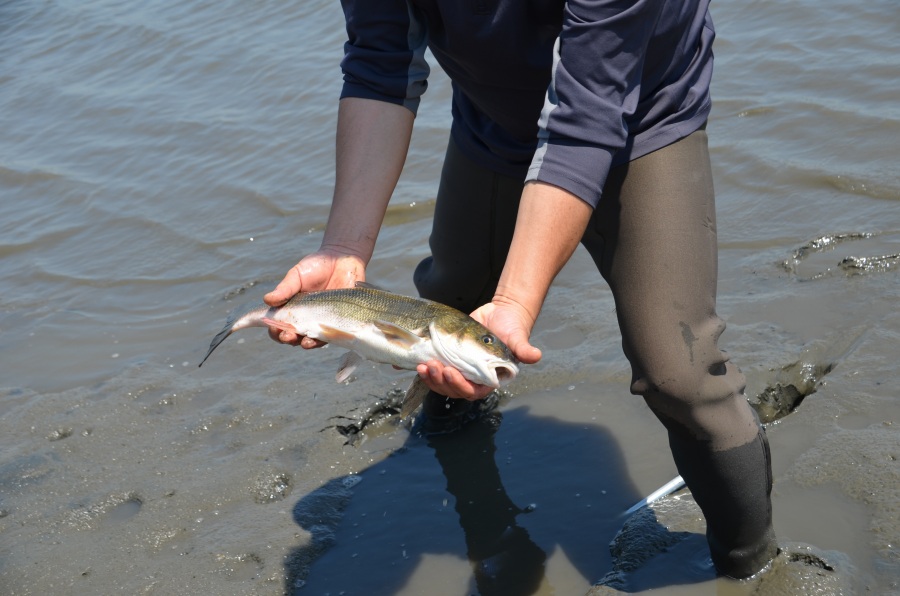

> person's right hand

[
  {"left": 263, "top": 250, "right": 366, "bottom": 348},
  {"left": 416, "top": 295, "right": 543, "bottom": 400}
]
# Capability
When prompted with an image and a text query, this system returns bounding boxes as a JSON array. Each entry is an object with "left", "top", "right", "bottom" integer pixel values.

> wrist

[
  {"left": 490, "top": 289, "right": 540, "bottom": 333},
  {"left": 317, "top": 242, "right": 371, "bottom": 266},
  {"left": 493, "top": 253, "right": 551, "bottom": 327}
]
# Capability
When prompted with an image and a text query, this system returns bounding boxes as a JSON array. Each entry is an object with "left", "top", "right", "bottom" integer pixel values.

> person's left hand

[{"left": 416, "top": 297, "right": 542, "bottom": 400}]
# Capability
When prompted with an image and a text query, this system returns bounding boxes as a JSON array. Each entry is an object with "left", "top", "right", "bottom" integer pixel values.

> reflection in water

[
  {"left": 427, "top": 412, "right": 547, "bottom": 594},
  {"left": 285, "top": 406, "right": 713, "bottom": 595}
]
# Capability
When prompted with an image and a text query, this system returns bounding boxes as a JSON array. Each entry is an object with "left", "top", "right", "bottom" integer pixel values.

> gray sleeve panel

[
  {"left": 403, "top": 1, "right": 430, "bottom": 113},
  {"left": 526, "top": 0, "right": 712, "bottom": 207},
  {"left": 527, "top": 37, "right": 610, "bottom": 203},
  {"left": 339, "top": 0, "right": 430, "bottom": 114}
]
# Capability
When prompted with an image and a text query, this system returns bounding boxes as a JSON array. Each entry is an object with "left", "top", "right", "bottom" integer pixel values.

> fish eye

[{"left": 481, "top": 334, "right": 494, "bottom": 345}]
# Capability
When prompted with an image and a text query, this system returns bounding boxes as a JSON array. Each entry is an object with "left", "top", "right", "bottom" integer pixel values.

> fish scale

[{"left": 290, "top": 288, "right": 443, "bottom": 333}]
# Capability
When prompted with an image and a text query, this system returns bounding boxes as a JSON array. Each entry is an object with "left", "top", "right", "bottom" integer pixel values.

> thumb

[
  {"left": 264, "top": 268, "right": 301, "bottom": 307},
  {"left": 506, "top": 329, "right": 542, "bottom": 365}
]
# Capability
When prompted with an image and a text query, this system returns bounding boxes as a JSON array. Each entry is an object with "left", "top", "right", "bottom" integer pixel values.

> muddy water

[{"left": 1, "top": 0, "right": 898, "bottom": 594}]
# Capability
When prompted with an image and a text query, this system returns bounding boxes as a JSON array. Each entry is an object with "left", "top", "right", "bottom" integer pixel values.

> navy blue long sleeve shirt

[{"left": 338, "top": 0, "right": 714, "bottom": 207}]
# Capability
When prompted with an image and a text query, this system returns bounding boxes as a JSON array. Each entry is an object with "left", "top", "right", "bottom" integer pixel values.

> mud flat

[{"left": 2, "top": 0, "right": 899, "bottom": 592}]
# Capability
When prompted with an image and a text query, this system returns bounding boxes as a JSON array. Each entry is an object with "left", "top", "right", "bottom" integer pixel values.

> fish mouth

[
  {"left": 429, "top": 323, "right": 518, "bottom": 387},
  {"left": 493, "top": 362, "right": 518, "bottom": 386}
]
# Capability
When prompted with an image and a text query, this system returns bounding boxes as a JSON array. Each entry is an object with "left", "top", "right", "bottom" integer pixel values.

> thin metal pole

[{"left": 622, "top": 475, "right": 686, "bottom": 517}]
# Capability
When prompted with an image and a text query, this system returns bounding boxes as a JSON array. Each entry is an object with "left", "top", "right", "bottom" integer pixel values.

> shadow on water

[{"left": 283, "top": 405, "right": 718, "bottom": 595}]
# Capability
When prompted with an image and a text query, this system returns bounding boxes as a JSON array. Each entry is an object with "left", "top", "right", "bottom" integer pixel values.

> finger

[
  {"left": 440, "top": 366, "right": 482, "bottom": 400},
  {"left": 267, "top": 326, "right": 294, "bottom": 342},
  {"left": 267, "top": 326, "right": 300, "bottom": 346},
  {"left": 264, "top": 268, "right": 302, "bottom": 307},
  {"left": 300, "top": 337, "right": 326, "bottom": 349},
  {"left": 416, "top": 362, "right": 485, "bottom": 401},
  {"left": 425, "top": 362, "right": 448, "bottom": 388},
  {"left": 417, "top": 362, "right": 457, "bottom": 397}
]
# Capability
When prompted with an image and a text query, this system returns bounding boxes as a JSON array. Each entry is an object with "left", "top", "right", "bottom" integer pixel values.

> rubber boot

[{"left": 668, "top": 425, "right": 778, "bottom": 578}]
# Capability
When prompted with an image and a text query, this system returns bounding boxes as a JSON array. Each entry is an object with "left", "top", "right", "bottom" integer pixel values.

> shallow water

[{"left": 1, "top": 0, "right": 898, "bottom": 594}]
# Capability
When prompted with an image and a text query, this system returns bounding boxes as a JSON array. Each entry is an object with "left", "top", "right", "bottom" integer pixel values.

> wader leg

[
  {"left": 667, "top": 423, "right": 776, "bottom": 578},
  {"left": 581, "top": 128, "right": 777, "bottom": 578},
  {"left": 413, "top": 138, "right": 524, "bottom": 431}
]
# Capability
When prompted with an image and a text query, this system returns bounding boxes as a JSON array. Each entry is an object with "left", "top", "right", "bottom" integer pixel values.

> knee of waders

[{"left": 629, "top": 327, "right": 749, "bottom": 443}]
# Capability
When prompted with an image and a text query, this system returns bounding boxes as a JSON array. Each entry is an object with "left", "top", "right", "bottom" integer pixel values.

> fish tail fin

[
  {"left": 198, "top": 326, "right": 233, "bottom": 367},
  {"left": 198, "top": 303, "right": 272, "bottom": 367}
]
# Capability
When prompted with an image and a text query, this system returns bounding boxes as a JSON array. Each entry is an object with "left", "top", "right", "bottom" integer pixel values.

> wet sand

[
  {"left": 2, "top": 240, "right": 898, "bottom": 594},
  {"left": 1, "top": 0, "right": 898, "bottom": 593}
]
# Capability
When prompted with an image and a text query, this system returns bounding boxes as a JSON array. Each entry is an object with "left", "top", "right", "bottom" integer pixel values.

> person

[{"left": 264, "top": 0, "right": 778, "bottom": 580}]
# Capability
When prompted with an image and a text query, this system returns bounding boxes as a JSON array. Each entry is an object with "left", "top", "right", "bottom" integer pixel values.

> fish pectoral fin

[
  {"left": 317, "top": 323, "right": 357, "bottom": 344},
  {"left": 335, "top": 351, "right": 363, "bottom": 383},
  {"left": 373, "top": 320, "right": 424, "bottom": 349},
  {"left": 400, "top": 375, "right": 430, "bottom": 419}
]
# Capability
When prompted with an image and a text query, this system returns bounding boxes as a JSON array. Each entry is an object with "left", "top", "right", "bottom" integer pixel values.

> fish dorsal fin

[
  {"left": 373, "top": 320, "right": 423, "bottom": 349},
  {"left": 336, "top": 351, "right": 363, "bottom": 383}
]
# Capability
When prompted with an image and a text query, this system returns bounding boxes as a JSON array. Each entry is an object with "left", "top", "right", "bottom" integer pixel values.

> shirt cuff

[{"left": 526, "top": 140, "right": 615, "bottom": 208}]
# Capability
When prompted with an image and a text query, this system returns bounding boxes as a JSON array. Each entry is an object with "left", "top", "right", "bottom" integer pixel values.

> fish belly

[{"left": 285, "top": 311, "right": 438, "bottom": 372}]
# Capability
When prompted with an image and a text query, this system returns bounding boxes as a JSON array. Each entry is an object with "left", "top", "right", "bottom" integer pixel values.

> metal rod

[{"left": 623, "top": 475, "right": 686, "bottom": 517}]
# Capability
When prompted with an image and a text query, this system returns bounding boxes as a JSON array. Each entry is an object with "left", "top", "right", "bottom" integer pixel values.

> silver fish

[{"left": 200, "top": 285, "right": 518, "bottom": 417}]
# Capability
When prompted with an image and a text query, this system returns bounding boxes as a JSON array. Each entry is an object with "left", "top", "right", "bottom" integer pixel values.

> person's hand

[
  {"left": 263, "top": 250, "right": 366, "bottom": 348},
  {"left": 416, "top": 296, "right": 542, "bottom": 400}
]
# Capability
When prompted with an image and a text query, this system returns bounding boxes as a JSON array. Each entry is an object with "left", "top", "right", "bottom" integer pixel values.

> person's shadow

[{"left": 283, "top": 404, "right": 715, "bottom": 594}]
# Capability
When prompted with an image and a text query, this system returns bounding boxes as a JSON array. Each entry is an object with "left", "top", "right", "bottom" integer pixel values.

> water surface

[{"left": 1, "top": 0, "right": 898, "bottom": 594}]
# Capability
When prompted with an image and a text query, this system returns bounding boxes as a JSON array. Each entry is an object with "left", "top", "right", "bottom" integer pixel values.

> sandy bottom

[
  {"left": 3, "top": 347, "right": 894, "bottom": 595},
  {"left": 2, "top": 237, "right": 899, "bottom": 595}
]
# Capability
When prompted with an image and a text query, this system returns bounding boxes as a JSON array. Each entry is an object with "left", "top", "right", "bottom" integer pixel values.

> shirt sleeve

[
  {"left": 339, "top": 0, "right": 430, "bottom": 115},
  {"left": 526, "top": 0, "right": 669, "bottom": 207}
]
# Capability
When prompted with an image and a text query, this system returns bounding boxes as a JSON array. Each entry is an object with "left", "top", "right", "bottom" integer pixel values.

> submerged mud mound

[
  {"left": 780, "top": 231, "right": 900, "bottom": 280},
  {"left": 750, "top": 360, "right": 834, "bottom": 425},
  {"left": 328, "top": 387, "right": 509, "bottom": 445},
  {"left": 327, "top": 388, "right": 408, "bottom": 446},
  {"left": 747, "top": 327, "right": 865, "bottom": 424}
]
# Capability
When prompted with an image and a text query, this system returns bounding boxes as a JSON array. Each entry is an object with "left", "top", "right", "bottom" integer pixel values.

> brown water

[{"left": 1, "top": 0, "right": 898, "bottom": 594}]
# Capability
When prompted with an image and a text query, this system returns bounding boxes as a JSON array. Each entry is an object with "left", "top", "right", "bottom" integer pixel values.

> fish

[{"left": 199, "top": 284, "right": 518, "bottom": 417}]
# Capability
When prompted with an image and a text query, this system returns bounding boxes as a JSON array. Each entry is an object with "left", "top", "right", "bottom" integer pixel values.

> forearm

[
  {"left": 494, "top": 181, "right": 593, "bottom": 323},
  {"left": 320, "top": 97, "right": 415, "bottom": 263}
]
